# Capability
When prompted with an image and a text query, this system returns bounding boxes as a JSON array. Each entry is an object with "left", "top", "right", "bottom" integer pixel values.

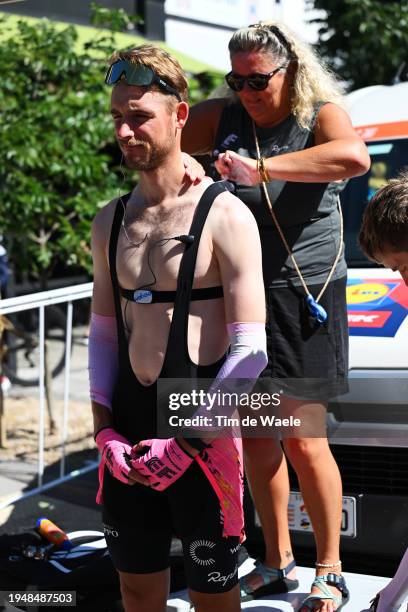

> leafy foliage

[
  {"left": 89, "top": 1, "right": 143, "bottom": 32},
  {"left": 0, "top": 11, "right": 121, "bottom": 282},
  {"left": 309, "top": 0, "right": 408, "bottom": 90},
  {"left": 0, "top": 6, "right": 222, "bottom": 285},
  {"left": 188, "top": 71, "right": 224, "bottom": 106}
]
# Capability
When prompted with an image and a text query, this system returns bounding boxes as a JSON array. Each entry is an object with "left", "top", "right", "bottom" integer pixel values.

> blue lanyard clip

[{"left": 306, "top": 294, "right": 328, "bottom": 324}]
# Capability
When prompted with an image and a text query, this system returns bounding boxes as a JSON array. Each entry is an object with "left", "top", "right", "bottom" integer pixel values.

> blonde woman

[{"left": 182, "top": 21, "right": 370, "bottom": 612}]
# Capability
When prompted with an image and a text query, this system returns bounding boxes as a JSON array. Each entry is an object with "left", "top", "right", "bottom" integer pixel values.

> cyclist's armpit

[{"left": 91, "top": 201, "right": 117, "bottom": 317}]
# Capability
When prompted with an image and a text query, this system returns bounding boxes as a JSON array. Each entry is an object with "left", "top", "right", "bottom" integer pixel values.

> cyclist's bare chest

[{"left": 115, "top": 199, "right": 216, "bottom": 291}]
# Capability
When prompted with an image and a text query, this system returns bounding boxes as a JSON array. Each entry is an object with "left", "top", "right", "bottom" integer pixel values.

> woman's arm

[
  {"left": 181, "top": 97, "right": 227, "bottom": 155},
  {"left": 215, "top": 103, "right": 371, "bottom": 185}
]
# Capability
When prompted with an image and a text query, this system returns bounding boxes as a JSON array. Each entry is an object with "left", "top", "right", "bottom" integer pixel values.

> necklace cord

[
  {"left": 117, "top": 156, "right": 162, "bottom": 333},
  {"left": 251, "top": 120, "right": 344, "bottom": 303},
  {"left": 118, "top": 155, "right": 149, "bottom": 249}
]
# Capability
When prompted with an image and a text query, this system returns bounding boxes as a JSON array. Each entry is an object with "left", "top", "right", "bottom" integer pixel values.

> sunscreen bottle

[{"left": 36, "top": 517, "right": 72, "bottom": 550}]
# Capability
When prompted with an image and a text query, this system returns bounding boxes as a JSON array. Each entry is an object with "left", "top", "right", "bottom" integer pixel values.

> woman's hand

[
  {"left": 181, "top": 152, "right": 205, "bottom": 185},
  {"left": 215, "top": 150, "right": 260, "bottom": 186}
]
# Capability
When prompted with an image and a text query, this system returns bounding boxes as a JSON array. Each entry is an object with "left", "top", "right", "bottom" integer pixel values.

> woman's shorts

[{"left": 262, "top": 276, "right": 349, "bottom": 402}]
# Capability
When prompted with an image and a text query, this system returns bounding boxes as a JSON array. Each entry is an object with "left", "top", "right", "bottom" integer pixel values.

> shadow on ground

[{"left": 0, "top": 450, "right": 124, "bottom": 612}]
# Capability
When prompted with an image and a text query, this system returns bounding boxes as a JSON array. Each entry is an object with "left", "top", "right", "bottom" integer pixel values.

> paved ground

[
  {"left": 0, "top": 466, "right": 99, "bottom": 536},
  {"left": 5, "top": 325, "right": 90, "bottom": 404},
  {"left": 0, "top": 325, "right": 93, "bottom": 511}
]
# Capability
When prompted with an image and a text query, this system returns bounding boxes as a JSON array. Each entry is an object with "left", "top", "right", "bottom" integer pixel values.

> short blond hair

[
  {"left": 228, "top": 21, "right": 344, "bottom": 129},
  {"left": 109, "top": 44, "right": 188, "bottom": 103}
]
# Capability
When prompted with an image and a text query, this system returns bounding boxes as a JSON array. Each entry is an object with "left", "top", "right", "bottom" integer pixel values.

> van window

[{"left": 341, "top": 138, "right": 408, "bottom": 267}]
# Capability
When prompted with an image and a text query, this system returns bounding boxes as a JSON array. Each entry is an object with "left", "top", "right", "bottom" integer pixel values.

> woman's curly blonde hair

[{"left": 228, "top": 21, "right": 344, "bottom": 129}]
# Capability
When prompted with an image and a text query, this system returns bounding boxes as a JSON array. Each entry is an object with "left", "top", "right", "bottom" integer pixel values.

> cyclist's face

[
  {"left": 110, "top": 83, "right": 181, "bottom": 170},
  {"left": 376, "top": 248, "right": 408, "bottom": 286}
]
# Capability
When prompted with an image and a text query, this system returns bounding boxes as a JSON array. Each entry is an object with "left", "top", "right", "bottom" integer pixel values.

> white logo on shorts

[
  {"left": 103, "top": 524, "right": 119, "bottom": 538},
  {"left": 189, "top": 540, "right": 216, "bottom": 566},
  {"left": 207, "top": 564, "right": 238, "bottom": 586}
]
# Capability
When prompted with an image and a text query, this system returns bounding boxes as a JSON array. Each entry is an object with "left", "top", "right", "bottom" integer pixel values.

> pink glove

[
  {"left": 131, "top": 438, "right": 194, "bottom": 491},
  {"left": 95, "top": 428, "right": 133, "bottom": 496}
]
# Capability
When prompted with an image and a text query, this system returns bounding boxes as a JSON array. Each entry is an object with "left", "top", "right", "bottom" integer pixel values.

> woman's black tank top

[{"left": 211, "top": 100, "right": 347, "bottom": 287}]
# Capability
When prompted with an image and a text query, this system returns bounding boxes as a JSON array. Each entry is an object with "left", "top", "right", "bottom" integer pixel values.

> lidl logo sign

[
  {"left": 347, "top": 279, "right": 408, "bottom": 337},
  {"left": 346, "top": 283, "right": 390, "bottom": 305}
]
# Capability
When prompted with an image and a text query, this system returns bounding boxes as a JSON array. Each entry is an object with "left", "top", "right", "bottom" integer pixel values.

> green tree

[
  {"left": 0, "top": 11, "right": 124, "bottom": 286},
  {"left": 309, "top": 0, "right": 408, "bottom": 90}
]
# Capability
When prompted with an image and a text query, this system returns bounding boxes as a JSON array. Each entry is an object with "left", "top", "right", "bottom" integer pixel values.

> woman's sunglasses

[
  {"left": 225, "top": 66, "right": 284, "bottom": 92},
  {"left": 105, "top": 59, "right": 181, "bottom": 101}
]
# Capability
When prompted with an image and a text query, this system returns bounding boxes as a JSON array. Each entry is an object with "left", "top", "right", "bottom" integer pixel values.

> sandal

[
  {"left": 240, "top": 558, "right": 299, "bottom": 601},
  {"left": 297, "top": 573, "right": 350, "bottom": 611}
]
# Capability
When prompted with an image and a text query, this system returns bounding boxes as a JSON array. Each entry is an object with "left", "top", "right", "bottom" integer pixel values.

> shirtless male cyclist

[{"left": 89, "top": 44, "right": 267, "bottom": 612}]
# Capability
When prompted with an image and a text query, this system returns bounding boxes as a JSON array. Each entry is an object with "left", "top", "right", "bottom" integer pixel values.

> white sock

[{"left": 376, "top": 548, "right": 408, "bottom": 612}]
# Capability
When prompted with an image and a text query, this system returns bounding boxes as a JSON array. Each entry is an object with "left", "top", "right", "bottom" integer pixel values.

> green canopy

[{"left": 0, "top": 11, "right": 220, "bottom": 73}]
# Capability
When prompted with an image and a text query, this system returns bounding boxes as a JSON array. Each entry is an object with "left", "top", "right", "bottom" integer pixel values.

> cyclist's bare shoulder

[
  {"left": 91, "top": 197, "right": 121, "bottom": 252},
  {"left": 91, "top": 198, "right": 121, "bottom": 312}
]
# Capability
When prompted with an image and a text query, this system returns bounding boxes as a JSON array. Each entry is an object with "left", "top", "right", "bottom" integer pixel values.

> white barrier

[{"left": 0, "top": 283, "right": 96, "bottom": 509}]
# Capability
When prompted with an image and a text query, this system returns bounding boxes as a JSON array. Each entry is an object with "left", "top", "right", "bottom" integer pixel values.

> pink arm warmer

[
  {"left": 222, "top": 322, "right": 268, "bottom": 380},
  {"left": 190, "top": 321, "right": 268, "bottom": 429},
  {"left": 88, "top": 313, "right": 119, "bottom": 411},
  {"left": 208, "top": 321, "right": 267, "bottom": 412}
]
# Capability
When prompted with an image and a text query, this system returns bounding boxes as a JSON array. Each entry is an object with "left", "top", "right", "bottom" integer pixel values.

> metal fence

[{"left": 0, "top": 283, "right": 96, "bottom": 510}]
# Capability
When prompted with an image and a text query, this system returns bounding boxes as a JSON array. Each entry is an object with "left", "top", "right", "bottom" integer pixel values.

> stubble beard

[{"left": 122, "top": 134, "right": 175, "bottom": 171}]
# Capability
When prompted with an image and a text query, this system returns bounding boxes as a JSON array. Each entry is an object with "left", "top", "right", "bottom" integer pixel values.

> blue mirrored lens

[
  {"left": 106, "top": 61, "right": 155, "bottom": 86},
  {"left": 105, "top": 60, "right": 181, "bottom": 100},
  {"left": 126, "top": 64, "right": 155, "bottom": 86},
  {"left": 106, "top": 61, "right": 126, "bottom": 85}
]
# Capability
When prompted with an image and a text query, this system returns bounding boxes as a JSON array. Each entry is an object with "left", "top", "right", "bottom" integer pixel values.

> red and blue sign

[{"left": 347, "top": 278, "right": 408, "bottom": 337}]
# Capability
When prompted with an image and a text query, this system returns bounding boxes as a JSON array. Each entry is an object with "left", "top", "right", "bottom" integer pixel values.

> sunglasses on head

[
  {"left": 225, "top": 66, "right": 284, "bottom": 92},
  {"left": 105, "top": 59, "right": 181, "bottom": 101}
]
